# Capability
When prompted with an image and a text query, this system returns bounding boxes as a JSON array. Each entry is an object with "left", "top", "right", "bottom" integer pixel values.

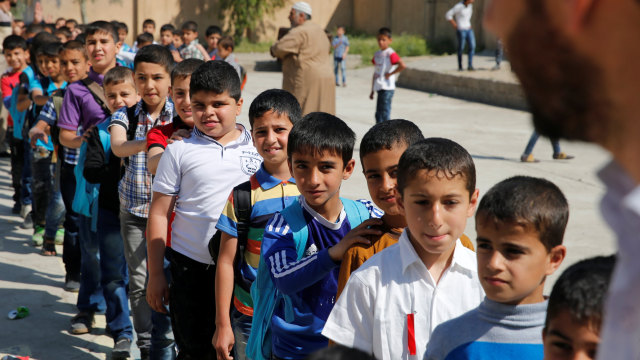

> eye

[
  {"left": 551, "top": 341, "right": 572, "bottom": 353},
  {"left": 366, "top": 174, "right": 381, "bottom": 181}
]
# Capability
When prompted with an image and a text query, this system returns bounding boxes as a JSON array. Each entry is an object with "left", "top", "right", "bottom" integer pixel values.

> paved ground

[{"left": 0, "top": 61, "right": 617, "bottom": 359}]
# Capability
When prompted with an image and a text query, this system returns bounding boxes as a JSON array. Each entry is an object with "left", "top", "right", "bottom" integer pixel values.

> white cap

[{"left": 292, "top": 1, "right": 312, "bottom": 16}]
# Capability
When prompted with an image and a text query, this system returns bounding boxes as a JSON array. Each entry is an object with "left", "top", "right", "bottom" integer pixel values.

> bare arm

[
  {"left": 146, "top": 191, "right": 176, "bottom": 314},
  {"left": 195, "top": 43, "right": 212, "bottom": 61},
  {"left": 213, "top": 232, "right": 239, "bottom": 360},
  {"left": 146, "top": 147, "right": 164, "bottom": 175},
  {"left": 109, "top": 125, "right": 147, "bottom": 158},
  {"left": 448, "top": 19, "right": 458, "bottom": 29},
  {"left": 385, "top": 58, "right": 407, "bottom": 78},
  {"left": 59, "top": 128, "right": 84, "bottom": 149}
]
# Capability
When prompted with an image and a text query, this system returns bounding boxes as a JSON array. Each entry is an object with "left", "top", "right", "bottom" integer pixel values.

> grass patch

[
  {"left": 348, "top": 33, "right": 430, "bottom": 65},
  {"left": 235, "top": 41, "right": 273, "bottom": 53}
]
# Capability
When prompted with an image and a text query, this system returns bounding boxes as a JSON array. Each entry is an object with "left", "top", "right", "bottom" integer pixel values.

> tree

[{"left": 219, "top": 0, "right": 286, "bottom": 41}]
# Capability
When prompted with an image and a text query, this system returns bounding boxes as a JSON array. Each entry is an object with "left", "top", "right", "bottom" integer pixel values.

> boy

[
  {"left": 160, "top": 23, "right": 176, "bottom": 50},
  {"left": 323, "top": 138, "right": 485, "bottom": 359},
  {"left": 250, "top": 112, "right": 383, "bottom": 360},
  {"left": 217, "top": 36, "right": 241, "bottom": 80},
  {"left": 179, "top": 20, "right": 205, "bottom": 60},
  {"left": 424, "top": 175, "right": 568, "bottom": 360},
  {"left": 108, "top": 44, "right": 175, "bottom": 359},
  {"left": 146, "top": 58, "right": 203, "bottom": 175},
  {"left": 54, "top": 26, "right": 71, "bottom": 43},
  {"left": 369, "top": 27, "right": 406, "bottom": 124},
  {"left": 143, "top": 18, "right": 156, "bottom": 38},
  {"left": 543, "top": 255, "right": 615, "bottom": 360},
  {"left": 332, "top": 26, "right": 349, "bottom": 87},
  {"left": 147, "top": 60, "right": 261, "bottom": 358},
  {"left": 205, "top": 25, "right": 222, "bottom": 58},
  {"left": 213, "top": 89, "right": 302, "bottom": 360},
  {"left": 172, "top": 29, "right": 183, "bottom": 50},
  {"left": 136, "top": 32, "right": 154, "bottom": 49},
  {"left": 114, "top": 21, "right": 131, "bottom": 52}
]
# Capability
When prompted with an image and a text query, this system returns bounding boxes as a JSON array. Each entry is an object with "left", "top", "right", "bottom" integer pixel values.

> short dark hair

[
  {"left": 54, "top": 26, "right": 72, "bottom": 40},
  {"left": 85, "top": 20, "right": 119, "bottom": 43},
  {"left": 160, "top": 24, "right": 175, "bottom": 33},
  {"left": 66, "top": 19, "right": 78, "bottom": 27},
  {"left": 26, "top": 23, "right": 45, "bottom": 36},
  {"left": 359, "top": 119, "right": 423, "bottom": 162},
  {"left": 248, "top": 89, "right": 302, "bottom": 128},
  {"left": 3, "top": 34, "right": 27, "bottom": 51},
  {"left": 133, "top": 44, "right": 175, "bottom": 74},
  {"left": 181, "top": 21, "right": 198, "bottom": 32},
  {"left": 103, "top": 66, "right": 135, "bottom": 87},
  {"left": 136, "top": 32, "right": 154, "bottom": 45},
  {"left": 287, "top": 112, "right": 355, "bottom": 167},
  {"left": 218, "top": 35, "right": 234, "bottom": 50},
  {"left": 206, "top": 25, "right": 222, "bottom": 37},
  {"left": 189, "top": 60, "right": 241, "bottom": 101},
  {"left": 545, "top": 255, "right": 616, "bottom": 333},
  {"left": 171, "top": 58, "right": 204, "bottom": 85},
  {"left": 111, "top": 21, "right": 127, "bottom": 35},
  {"left": 307, "top": 345, "right": 376, "bottom": 360},
  {"left": 75, "top": 33, "right": 87, "bottom": 45},
  {"left": 397, "top": 137, "right": 476, "bottom": 196},
  {"left": 172, "top": 29, "right": 182, "bottom": 37},
  {"left": 62, "top": 40, "right": 87, "bottom": 59},
  {"left": 476, "top": 176, "right": 569, "bottom": 251},
  {"left": 378, "top": 27, "right": 392, "bottom": 38},
  {"left": 41, "top": 42, "right": 64, "bottom": 57},
  {"left": 30, "top": 31, "right": 59, "bottom": 64},
  {"left": 143, "top": 19, "right": 156, "bottom": 28}
]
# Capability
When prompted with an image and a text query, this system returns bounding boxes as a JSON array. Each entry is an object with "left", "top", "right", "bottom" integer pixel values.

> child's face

[
  {"left": 181, "top": 29, "right": 198, "bottom": 45},
  {"left": 362, "top": 144, "right": 406, "bottom": 216},
  {"left": 337, "top": 27, "right": 345, "bottom": 36},
  {"left": 60, "top": 49, "right": 89, "bottom": 83},
  {"left": 289, "top": 150, "right": 356, "bottom": 214},
  {"left": 13, "top": 21, "right": 25, "bottom": 37},
  {"left": 206, "top": 33, "right": 221, "bottom": 49},
  {"left": 55, "top": 19, "right": 66, "bottom": 29},
  {"left": 43, "top": 55, "right": 62, "bottom": 79},
  {"left": 104, "top": 81, "right": 139, "bottom": 113},
  {"left": 475, "top": 220, "right": 566, "bottom": 305},
  {"left": 217, "top": 44, "right": 231, "bottom": 59},
  {"left": 169, "top": 75, "right": 193, "bottom": 127},
  {"left": 3, "top": 48, "right": 28, "bottom": 71},
  {"left": 191, "top": 90, "right": 242, "bottom": 140},
  {"left": 55, "top": 34, "right": 68, "bottom": 43},
  {"left": 143, "top": 23, "right": 156, "bottom": 35},
  {"left": 86, "top": 31, "right": 120, "bottom": 71},
  {"left": 377, "top": 34, "right": 392, "bottom": 50},
  {"left": 160, "top": 30, "right": 173, "bottom": 46},
  {"left": 134, "top": 61, "right": 171, "bottom": 109},
  {"left": 397, "top": 170, "right": 478, "bottom": 262},
  {"left": 118, "top": 29, "right": 127, "bottom": 44},
  {"left": 173, "top": 34, "right": 183, "bottom": 48},
  {"left": 67, "top": 22, "right": 76, "bottom": 31},
  {"left": 36, "top": 54, "right": 48, "bottom": 76},
  {"left": 252, "top": 110, "right": 293, "bottom": 167},
  {"left": 543, "top": 312, "right": 600, "bottom": 360}
]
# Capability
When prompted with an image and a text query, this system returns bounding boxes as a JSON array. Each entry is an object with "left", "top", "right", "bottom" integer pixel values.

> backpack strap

[
  {"left": 125, "top": 104, "right": 138, "bottom": 141},
  {"left": 50, "top": 89, "right": 65, "bottom": 147},
  {"left": 341, "top": 198, "right": 371, "bottom": 228},
  {"left": 280, "top": 199, "right": 310, "bottom": 260},
  {"left": 233, "top": 180, "right": 253, "bottom": 292},
  {"left": 80, "top": 77, "right": 110, "bottom": 116}
]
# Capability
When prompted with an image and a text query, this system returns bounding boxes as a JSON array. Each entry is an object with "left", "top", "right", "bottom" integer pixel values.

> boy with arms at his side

[
  {"left": 213, "top": 89, "right": 302, "bottom": 360},
  {"left": 425, "top": 175, "right": 568, "bottom": 360},
  {"left": 543, "top": 255, "right": 615, "bottom": 360},
  {"left": 323, "top": 138, "right": 485, "bottom": 359},
  {"left": 147, "top": 60, "right": 261, "bottom": 358},
  {"left": 251, "top": 113, "right": 383, "bottom": 360}
]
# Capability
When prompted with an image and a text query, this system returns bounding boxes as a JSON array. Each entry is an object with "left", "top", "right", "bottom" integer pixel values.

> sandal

[{"left": 41, "top": 236, "right": 57, "bottom": 256}]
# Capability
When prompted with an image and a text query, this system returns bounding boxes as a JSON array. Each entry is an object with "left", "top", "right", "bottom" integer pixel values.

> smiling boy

[{"left": 425, "top": 175, "right": 568, "bottom": 360}]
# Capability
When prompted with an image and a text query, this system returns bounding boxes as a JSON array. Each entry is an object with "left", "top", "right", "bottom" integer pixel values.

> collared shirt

[
  {"left": 445, "top": 2, "right": 473, "bottom": 30},
  {"left": 179, "top": 39, "right": 205, "bottom": 60},
  {"left": 37, "top": 93, "right": 79, "bottom": 164},
  {"left": 58, "top": 68, "right": 109, "bottom": 132},
  {"left": 152, "top": 125, "right": 261, "bottom": 264},
  {"left": 323, "top": 230, "right": 485, "bottom": 360},
  {"left": 332, "top": 35, "right": 350, "bottom": 59},
  {"left": 109, "top": 99, "right": 174, "bottom": 218},
  {"left": 596, "top": 161, "right": 640, "bottom": 360},
  {"left": 216, "top": 164, "right": 299, "bottom": 315}
]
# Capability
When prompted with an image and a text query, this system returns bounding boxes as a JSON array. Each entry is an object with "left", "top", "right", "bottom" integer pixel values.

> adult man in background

[
  {"left": 446, "top": 0, "right": 475, "bottom": 71},
  {"left": 484, "top": 1, "right": 640, "bottom": 358}
]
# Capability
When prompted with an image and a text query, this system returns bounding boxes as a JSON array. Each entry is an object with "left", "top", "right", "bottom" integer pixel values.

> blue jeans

[
  {"left": 231, "top": 309, "right": 251, "bottom": 360},
  {"left": 77, "top": 214, "right": 106, "bottom": 314},
  {"left": 523, "top": 131, "right": 562, "bottom": 155},
  {"left": 456, "top": 29, "right": 476, "bottom": 69},
  {"left": 149, "top": 257, "right": 177, "bottom": 360},
  {"left": 60, "top": 163, "right": 81, "bottom": 277},
  {"left": 31, "top": 151, "right": 53, "bottom": 226},
  {"left": 44, "top": 188, "right": 65, "bottom": 238},
  {"left": 375, "top": 89, "right": 394, "bottom": 123},
  {"left": 334, "top": 57, "right": 346, "bottom": 85},
  {"left": 20, "top": 140, "right": 32, "bottom": 206}
]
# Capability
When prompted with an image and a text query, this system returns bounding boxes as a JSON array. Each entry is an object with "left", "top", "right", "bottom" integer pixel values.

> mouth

[
  {"left": 201, "top": 120, "right": 219, "bottom": 128},
  {"left": 181, "top": 108, "right": 192, "bottom": 116},
  {"left": 424, "top": 233, "right": 448, "bottom": 241},
  {"left": 379, "top": 194, "right": 396, "bottom": 203},
  {"left": 484, "top": 277, "right": 508, "bottom": 286},
  {"left": 263, "top": 147, "right": 282, "bottom": 155},
  {"left": 306, "top": 190, "right": 324, "bottom": 198}
]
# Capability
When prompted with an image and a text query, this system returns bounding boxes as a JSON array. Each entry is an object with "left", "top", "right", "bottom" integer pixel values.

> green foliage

[
  {"left": 347, "top": 33, "right": 430, "bottom": 65},
  {"left": 220, "top": 0, "right": 286, "bottom": 41},
  {"left": 235, "top": 41, "right": 273, "bottom": 53}
]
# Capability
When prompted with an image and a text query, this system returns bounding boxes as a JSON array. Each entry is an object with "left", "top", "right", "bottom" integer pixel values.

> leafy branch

[{"left": 219, "top": 0, "right": 286, "bottom": 42}]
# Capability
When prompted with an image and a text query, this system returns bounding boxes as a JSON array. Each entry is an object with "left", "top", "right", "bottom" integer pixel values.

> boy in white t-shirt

[
  {"left": 147, "top": 60, "right": 261, "bottom": 358},
  {"left": 369, "top": 27, "right": 406, "bottom": 124},
  {"left": 322, "top": 138, "right": 485, "bottom": 360}
]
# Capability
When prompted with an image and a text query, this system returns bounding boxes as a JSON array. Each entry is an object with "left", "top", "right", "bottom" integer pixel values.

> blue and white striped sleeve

[
  {"left": 262, "top": 212, "right": 338, "bottom": 295},
  {"left": 357, "top": 199, "right": 384, "bottom": 219}
]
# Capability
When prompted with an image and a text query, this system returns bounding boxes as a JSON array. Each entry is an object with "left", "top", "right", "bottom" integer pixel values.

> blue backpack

[
  {"left": 71, "top": 121, "right": 111, "bottom": 231},
  {"left": 246, "top": 198, "right": 370, "bottom": 360}
]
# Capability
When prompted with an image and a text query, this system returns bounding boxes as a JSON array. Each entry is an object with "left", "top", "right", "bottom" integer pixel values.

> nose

[
  {"left": 428, "top": 203, "right": 444, "bottom": 229},
  {"left": 486, "top": 249, "right": 504, "bottom": 272},
  {"left": 308, "top": 167, "right": 321, "bottom": 186},
  {"left": 381, "top": 173, "right": 394, "bottom": 192},
  {"left": 265, "top": 129, "right": 277, "bottom": 144}
]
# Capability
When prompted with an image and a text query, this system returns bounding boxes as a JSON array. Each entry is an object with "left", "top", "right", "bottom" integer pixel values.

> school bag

[{"left": 246, "top": 198, "right": 370, "bottom": 360}]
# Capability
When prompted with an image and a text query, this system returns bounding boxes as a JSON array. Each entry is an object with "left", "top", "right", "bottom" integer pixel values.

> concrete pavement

[{"left": 0, "top": 61, "right": 616, "bottom": 359}]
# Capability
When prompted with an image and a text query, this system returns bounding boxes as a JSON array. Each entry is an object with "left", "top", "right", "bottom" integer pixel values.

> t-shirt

[
  {"left": 1, "top": 69, "right": 22, "bottom": 127},
  {"left": 216, "top": 164, "right": 299, "bottom": 316},
  {"left": 152, "top": 125, "right": 261, "bottom": 264},
  {"left": 262, "top": 196, "right": 382, "bottom": 359},
  {"left": 58, "top": 68, "right": 109, "bottom": 133},
  {"left": 372, "top": 47, "right": 401, "bottom": 91},
  {"left": 445, "top": 2, "right": 474, "bottom": 31},
  {"left": 424, "top": 299, "right": 548, "bottom": 360},
  {"left": 146, "top": 116, "right": 190, "bottom": 151},
  {"left": 332, "top": 35, "right": 350, "bottom": 59}
]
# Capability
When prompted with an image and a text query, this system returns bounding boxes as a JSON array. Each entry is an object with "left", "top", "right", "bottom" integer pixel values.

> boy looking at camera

[{"left": 369, "top": 27, "right": 406, "bottom": 124}]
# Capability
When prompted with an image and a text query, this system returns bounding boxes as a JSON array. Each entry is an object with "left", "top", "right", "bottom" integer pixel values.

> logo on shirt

[
  {"left": 241, "top": 155, "right": 261, "bottom": 175},
  {"left": 305, "top": 243, "right": 318, "bottom": 257}
]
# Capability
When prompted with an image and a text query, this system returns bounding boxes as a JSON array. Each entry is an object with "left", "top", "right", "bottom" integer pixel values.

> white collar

[
  {"left": 299, "top": 196, "right": 346, "bottom": 230},
  {"left": 398, "top": 229, "right": 476, "bottom": 276}
]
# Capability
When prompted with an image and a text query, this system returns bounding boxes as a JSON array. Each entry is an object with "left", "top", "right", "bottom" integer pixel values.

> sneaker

[
  {"left": 520, "top": 154, "right": 540, "bottom": 163},
  {"left": 21, "top": 212, "right": 33, "bottom": 229},
  {"left": 20, "top": 204, "right": 31, "bottom": 219},
  {"left": 491, "top": 64, "right": 501, "bottom": 71},
  {"left": 342, "top": 83, "right": 347, "bottom": 87},
  {"left": 70, "top": 311, "right": 94, "bottom": 334},
  {"left": 64, "top": 273, "right": 80, "bottom": 292},
  {"left": 12, "top": 202, "right": 21, "bottom": 214},
  {"left": 112, "top": 337, "right": 132, "bottom": 359},
  {"left": 553, "top": 152, "right": 575, "bottom": 160},
  {"left": 55, "top": 228, "right": 65, "bottom": 245},
  {"left": 32, "top": 225, "right": 45, "bottom": 246},
  {"left": 468, "top": 67, "right": 476, "bottom": 71}
]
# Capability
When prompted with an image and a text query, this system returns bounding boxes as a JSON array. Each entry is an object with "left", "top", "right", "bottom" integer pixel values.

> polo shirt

[
  {"left": 152, "top": 125, "right": 261, "bottom": 265},
  {"left": 445, "top": 2, "right": 474, "bottom": 30},
  {"left": 146, "top": 116, "right": 189, "bottom": 151},
  {"left": 216, "top": 164, "right": 299, "bottom": 316},
  {"left": 322, "top": 230, "right": 485, "bottom": 360},
  {"left": 58, "top": 68, "right": 109, "bottom": 133}
]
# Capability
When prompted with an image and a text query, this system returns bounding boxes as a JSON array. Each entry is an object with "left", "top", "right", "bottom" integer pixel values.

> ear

[
  {"left": 546, "top": 245, "right": 567, "bottom": 276},
  {"left": 168, "top": 86, "right": 173, "bottom": 99},
  {"left": 342, "top": 159, "right": 356, "bottom": 180},
  {"left": 466, "top": 188, "right": 480, "bottom": 218},
  {"left": 235, "top": 97, "right": 243, "bottom": 116},
  {"left": 287, "top": 158, "right": 294, "bottom": 177},
  {"left": 396, "top": 190, "right": 406, "bottom": 217},
  {"left": 566, "top": 0, "right": 597, "bottom": 33}
]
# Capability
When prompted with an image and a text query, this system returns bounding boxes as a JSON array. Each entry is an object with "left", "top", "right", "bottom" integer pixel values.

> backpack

[{"left": 246, "top": 198, "right": 370, "bottom": 360}]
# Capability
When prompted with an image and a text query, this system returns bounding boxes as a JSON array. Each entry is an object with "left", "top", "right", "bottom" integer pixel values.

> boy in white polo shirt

[
  {"left": 322, "top": 138, "right": 485, "bottom": 359},
  {"left": 147, "top": 60, "right": 261, "bottom": 358}
]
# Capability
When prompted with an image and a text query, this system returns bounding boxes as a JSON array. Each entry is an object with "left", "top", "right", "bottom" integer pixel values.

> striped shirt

[
  {"left": 216, "top": 165, "right": 299, "bottom": 316},
  {"left": 109, "top": 99, "right": 174, "bottom": 218}
]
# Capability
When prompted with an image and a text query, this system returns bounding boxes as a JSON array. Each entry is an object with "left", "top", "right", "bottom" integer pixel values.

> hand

[
  {"left": 167, "top": 128, "right": 191, "bottom": 144},
  {"left": 171, "top": 50, "right": 182, "bottom": 63},
  {"left": 213, "top": 325, "right": 235, "bottom": 360},
  {"left": 33, "top": 2, "right": 43, "bottom": 24},
  {"left": 328, "top": 218, "right": 383, "bottom": 261},
  {"left": 81, "top": 125, "right": 96, "bottom": 143},
  {"left": 146, "top": 272, "right": 170, "bottom": 314},
  {"left": 384, "top": 72, "right": 392, "bottom": 79},
  {"left": 369, "top": 91, "right": 374, "bottom": 100},
  {"left": 28, "top": 127, "right": 48, "bottom": 148},
  {"left": 342, "top": 54, "right": 347, "bottom": 60}
]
